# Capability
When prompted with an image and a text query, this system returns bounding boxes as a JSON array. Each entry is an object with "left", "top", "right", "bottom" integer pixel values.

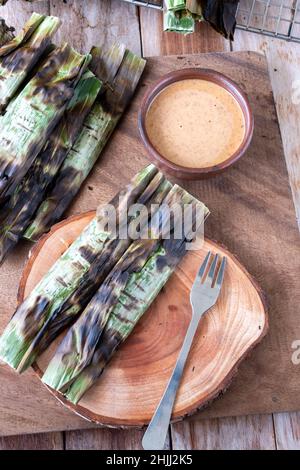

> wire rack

[{"left": 120, "top": 0, "right": 300, "bottom": 43}]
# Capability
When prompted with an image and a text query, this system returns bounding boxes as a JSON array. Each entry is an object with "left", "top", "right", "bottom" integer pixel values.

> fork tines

[{"left": 197, "top": 251, "right": 227, "bottom": 289}]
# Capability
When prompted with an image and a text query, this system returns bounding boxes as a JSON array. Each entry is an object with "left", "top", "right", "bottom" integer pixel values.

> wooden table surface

[{"left": 0, "top": 0, "right": 299, "bottom": 450}]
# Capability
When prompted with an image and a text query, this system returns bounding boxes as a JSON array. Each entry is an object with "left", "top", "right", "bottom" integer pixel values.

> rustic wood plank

[
  {"left": 232, "top": 30, "right": 300, "bottom": 229},
  {"left": 0, "top": 431, "right": 63, "bottom": 450},
  {"left": 139, "top": 7, "right": 230, "bottom": 56},
  {"left": 171, "top": 415, "right": 276, "bottom": 450},
  {"left": 49, "top": 0, "right": 141, "bottom": 55},
  {"left": 65, "top": 428, "right": 170, "bottom": 450},
  {"left": 273, "top": 412, "right": 300, "bottom": 450},
  {"left": 0, "top": 0, "right": 50, "bottom": 26}
]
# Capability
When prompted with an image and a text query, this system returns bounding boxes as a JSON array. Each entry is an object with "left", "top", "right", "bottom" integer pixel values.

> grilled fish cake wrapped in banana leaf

[
  {"left": 0, "top": 165, "right": 159, "bottom": 371},
  {"left": 0, "top": 13, "right": 60, "bottom": 111},
  {"left": 0, "top": 70, "right": 102, "bottom": 263},
  {"left": 24, "top": 44, "right": 146, "bottom": 241},
  {"left": 42, "top": 185, "right": 209, "bottom": 392},
  {"left": 0, "top": 43, "right": 90, "bottom": 201}
]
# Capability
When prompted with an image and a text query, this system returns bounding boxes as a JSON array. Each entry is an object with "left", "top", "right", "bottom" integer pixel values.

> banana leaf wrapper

[
  {"left": 25, "top": 175, "right": 172, "bottom": 367},
  {"left": 0, "top": 13, "right": 60, "bottom": 112},
  {"left": 65, "top": 247, "right": 179, "bottom": 404},
  {"left": 201, "top": 0, "right": 238, "bottom": 39},
  {"left": 0, "top": 43, "right": 90, "bottom": 201},
  {"left": 163, "top": 9, "right": 195, "bottom": 34},
  {"left": 0, "top": 18, "right": 14, "bottom": 47},
  {"left": 17, "top": 172, "right": 172, "bottom": 372},
  {"left": 42, "top": 185, "right": 209, "bottom": 392},
  {"left": 0, "top": 164, "right": 159, "bottom": 371},
  {"left": 165, "top": 0, "right": 186, "bottom": 11},
  {"left": 65, "top": 194, "right": 210, "bottom": 403},
  {"left": 0, "top": 70, "right": 102, "bottom": 263},
  {"left": 164, "top": 0, "right": 238, "bottom": 38},
  {"left": 24, "top": 44, "right": 146, "bottom": 241}
]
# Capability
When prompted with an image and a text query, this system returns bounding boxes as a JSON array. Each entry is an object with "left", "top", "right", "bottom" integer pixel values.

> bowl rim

[{"left": 138, "top": 68, "right": 254, "bottom": 178}]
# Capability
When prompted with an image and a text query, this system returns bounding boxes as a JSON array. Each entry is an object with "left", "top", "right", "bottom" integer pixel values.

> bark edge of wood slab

[{"left": 18, "top": 211, "right": 268, "bottom": 428}]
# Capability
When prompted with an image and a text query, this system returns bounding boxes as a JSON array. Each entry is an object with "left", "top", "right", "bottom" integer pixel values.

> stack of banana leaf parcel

[
  {"left": 0, "top": 13, "right": 146, "bottom": 262},
  {"left": 164, "top": 0, "right": 239, "bottom": 38},
  {"left": 0, "top": 164, "right": 210, "bottom": 403}
]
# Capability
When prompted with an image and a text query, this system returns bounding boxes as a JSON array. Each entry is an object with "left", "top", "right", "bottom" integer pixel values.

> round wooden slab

[{"left": 19, "top": 212, "right": 268, "bottom": 428}]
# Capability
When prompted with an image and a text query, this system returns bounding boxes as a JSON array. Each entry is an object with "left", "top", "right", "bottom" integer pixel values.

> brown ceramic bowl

[{"left": 138, "top": 68, "right": 254, "bottom": 180}]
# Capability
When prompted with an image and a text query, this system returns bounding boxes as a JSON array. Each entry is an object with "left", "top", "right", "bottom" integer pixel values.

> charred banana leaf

[
  {"left": 164, "top": 0, "right": 238, "bottom": 38},
  {"left": 165, "top": 0, "right": 187, "bottom": 11},
  {"left": 42, "top": 185, "right": 209, "bottom": 392},
  {"left": 65, "top": 247, "right": 178, "bottom": 404},
  {"left": 0, "top": 13, "right": 60, "bottom": 111},
  {"left": 164, "top": 9, "right": 195, "bottom": 34},
  {"left": 24, "top": 44, "right": 146, "bottom": 241},
  {"left": 0, "top": 43, "right": 90, "bottom": 201},
  {"left": 0, "top": 70, "right": 102, "bottom": 263},
  {"left": 24, "top": 175, "right": 172, "bottom": 367},
  {"left": 64, "top": 194, "right": 209, "bottom": 403},
  {"left": 0, "top": 18, "right": 14, "bottom": 47},
  {"left": 0, "top": 165, "right": 158, "bottom": 371},
  {"left": 201, "top": 0, "right": 238, "bottom": 40}
]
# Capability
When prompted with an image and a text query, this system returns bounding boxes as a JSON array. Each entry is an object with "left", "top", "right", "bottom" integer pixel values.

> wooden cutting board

[{"left": 0, "top": 51, "right": 299, "bottom": 436}]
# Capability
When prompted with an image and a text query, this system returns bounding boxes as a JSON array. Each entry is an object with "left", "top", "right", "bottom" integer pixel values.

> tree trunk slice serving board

[
  {"left": 0, "top": 50, "right": 299, "bottom": 436},
  {"left": 18, "top": 211, "right": 268, "bottom": 427}
]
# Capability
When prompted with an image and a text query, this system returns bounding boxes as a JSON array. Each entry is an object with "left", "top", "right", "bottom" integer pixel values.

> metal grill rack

[{"left": 121, "top": 0, "right": 300, "bottom": 43}]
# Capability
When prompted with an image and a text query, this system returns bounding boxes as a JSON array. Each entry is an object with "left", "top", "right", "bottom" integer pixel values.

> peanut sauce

[{"left": 145, "top": 79, "right": 245, "bottom": 168}]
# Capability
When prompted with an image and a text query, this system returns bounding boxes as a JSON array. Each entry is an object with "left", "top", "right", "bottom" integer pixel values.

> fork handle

[{"left": 142, "top": 312, "right": 201, "bottom": 450}]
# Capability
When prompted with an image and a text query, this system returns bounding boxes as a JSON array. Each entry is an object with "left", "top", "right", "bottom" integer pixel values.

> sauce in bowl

[{"left": 145, "top": 78, "right": 246, "bottom": 169}]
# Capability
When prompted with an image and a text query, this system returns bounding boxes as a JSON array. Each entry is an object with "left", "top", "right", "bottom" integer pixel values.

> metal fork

[{"left": 142, "top": 252, "right": 227, "bottom": 450}]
